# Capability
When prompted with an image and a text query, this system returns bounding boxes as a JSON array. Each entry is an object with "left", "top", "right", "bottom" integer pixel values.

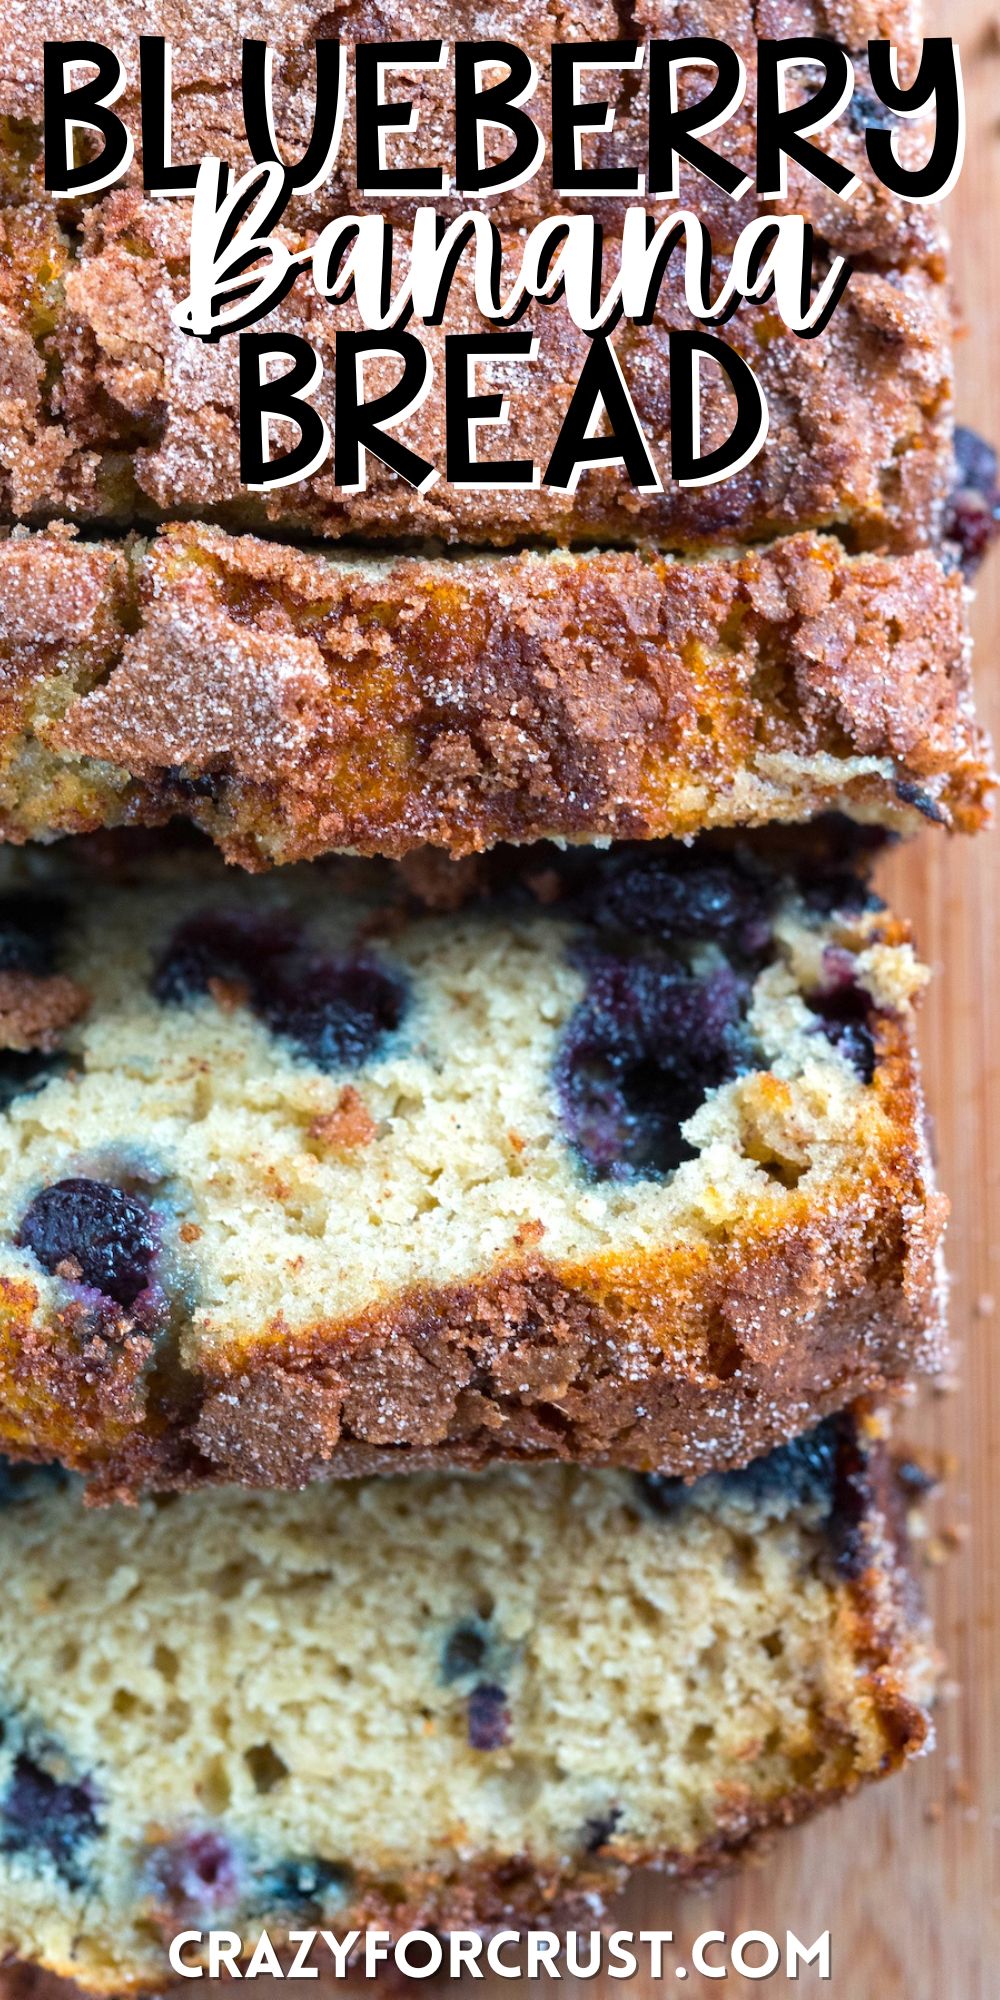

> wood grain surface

[{"left": 2, "top": 4, "right": 997, "bottom": 1996}]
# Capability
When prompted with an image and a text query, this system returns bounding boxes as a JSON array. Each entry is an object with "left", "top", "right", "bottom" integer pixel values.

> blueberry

[
  {"left": 801, "top": 873, "right": 882, "bottom": 919},
  {"left": 804, "top": 876, "right": 884, "bottom": 920},
  {"left": 719, "top": 1419, "right": 843, "bottom": 1511},
  {"left": 582, "top": 1805, "right": 622, "bottom": 1853},
  {"left": 635, "top": 1471, "right": 689, "bottom": 1517},
  {"left": 158, "top": 768, "right": 225, "bottom": 805},
  {"left": 152, "top": 910, "right": 301, "bottom": 1006},
  {"left": 0, "top": 1754, "right": 99, "bottom": 1887},
  {"left": 845, "top": 86, "right": 898, "bottom": 134},
  {"left": 0, "top": 1051, "right": 70, "bottom": 1113},
  {"left": 806, "top": 949, "right": 877, "bottom": 1084},
  {"left": 718, "top": 1416, "right": 875, "bottom": 1578},
  {"left": 796, "top": 828, "right": 886, "bottom": 916},
  {"left": 0, "top": 894, "right": 66, "bottom": 978},
  {"left": 953, "top": 425, "right": 999, "bottom": 496},
  {"left": 257, "top": 1857, "right": 353, "bottom": 1913},
  {"left": 639, "top": 1421, "right": 853, "bottom": 1525},
  {"left": 791, "top": 815, "right": 890, "bottom": 886},
  {"left": 441, "top": 1620, "right": 490, "bottom": 1684},
  {"left": 894, "top": 1457, "right": 938, "bottom": 1499},
  {"left": 948, "top": 424, "right": 996, "bottom": 494},
  {"left": 556, "top": 953, "right": 750, "bottom": 1180},
  {"left": 467, "top": 1683, "right": 510, "bottom": 1752},
  {"left": 17, "top": 1178, "right": 157, "bottom": 1306},
  {"left": 149, "top": 1831, "right": 241, "bottom": 1919},
  {"left": 255, "top": 955, "right": 406, "bottom": 1071},
  {"left": 821, "top": 1420, "right": 872, "bottom": 1583},
  {"left": 154, "top": 912, "right": 407, "bottom": 1072},
  {"left": 583, "top": 853, "right": 774, "bottom": 960},
  {"left": 945, "top": 426, "right": 1000, "bottom": 577},
  {"left": 0, "top": 1460, "right": 69, "bottom": 1506},
  {"left": 814, "top": 1014, "right": 876, "bottom": 1083},
  {"left": 893, "top": 779, "right": 948, "bottom": 827}
]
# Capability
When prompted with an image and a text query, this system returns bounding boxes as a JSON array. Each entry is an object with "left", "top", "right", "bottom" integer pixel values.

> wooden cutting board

[{"left": 2, "top": 6, "right": 995, "bottom": 1998}]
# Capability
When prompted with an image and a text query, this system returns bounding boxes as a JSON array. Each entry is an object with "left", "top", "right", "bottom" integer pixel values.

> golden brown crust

[
  {"left": 0, "top": 0, "right": 945, "bottom": 269},
  {"left": 0, "top": 522, "right": 989, "bottom": 863},
  {"left": 0, "top": 191, "right": 954, "bottom": 547},
  {"left": 0, "top": 1006, "right": 947, "bottom": 1500}
]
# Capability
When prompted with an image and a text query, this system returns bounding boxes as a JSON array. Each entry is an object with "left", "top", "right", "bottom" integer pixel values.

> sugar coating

[
  {"left": 0, "top": 0, "right": 945, "bottom": 268},
  {"left": 0, "top": 181, "right": 955, "bottom": 546},
  {"left": 0, "top": 526, "right": 990, "bottom": 870}
]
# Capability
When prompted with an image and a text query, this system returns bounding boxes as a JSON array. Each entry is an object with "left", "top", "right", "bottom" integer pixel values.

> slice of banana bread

[
  {"left": 0, "top": 524, "right": 990, "bottom": 867},
  {"left": 0, "top": 1412, "right": 935, "bottom": 1992},
  {"left": 0, "top": 194, "right": 954, "bottom": 548},
  {"left": 0, "top": 832, "right": 945, "bottom": 1497},
  {"left": 0, "top": 0, "right": 945, "bottom": 268}
]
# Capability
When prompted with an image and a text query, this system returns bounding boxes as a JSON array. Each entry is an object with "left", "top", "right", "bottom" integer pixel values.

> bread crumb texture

[
  {"left": 0, "top": 527, "right": 991, "bottom": 865},
  {"left": 0, "top": 1419, "right": 934, "bottom": 1991},
  {"left": 0, "top": 837, "right": 945, "bottom": 1494}
]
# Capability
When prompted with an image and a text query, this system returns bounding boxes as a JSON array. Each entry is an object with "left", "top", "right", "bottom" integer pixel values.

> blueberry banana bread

[
  {"left": 0, "top": 194, "right": 954, "bottom": 549},
  {"left": 0, "top": 833, "right": 945, "bottom": 1498},
  {"left": 0, "top": 524, "right": 991, "bottom": 867},
  {"left": 0, "top": 1412, "right": 935, "bottom": 1990},
  {"left": 0, "top": 0, "right": 945, "bottom": 269}
]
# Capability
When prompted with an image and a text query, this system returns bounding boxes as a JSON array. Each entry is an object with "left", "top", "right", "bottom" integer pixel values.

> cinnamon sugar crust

[
  {"left": 0, "top": 523, "right": 989, "bottom": 867},
  {"left": 0, "top": 0, "right": 946, "bottom": 271},
  {"left": 0, "top": 193, "right": 954, "bottom": 547}
]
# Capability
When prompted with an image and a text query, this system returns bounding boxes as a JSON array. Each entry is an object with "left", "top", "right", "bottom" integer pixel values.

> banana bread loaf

[
  {"left": 0, "top": 833, "right": 945, "bottom": 1498},
  {"left": 0, "top": 1411, "right": 935, "bottom": 1990}
]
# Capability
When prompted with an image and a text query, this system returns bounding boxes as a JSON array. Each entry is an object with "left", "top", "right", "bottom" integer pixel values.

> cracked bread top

[
  {"left": 0, "top": 193, "right": 954, "bottom": 545},
  {"left": 0, "top": 523, "right": 989, "bottom": 867},
  {"left": 0, "top": 832, "right": 946, "bottom": 1496},
  {"left": 0, "top": 0, "right": 946, "bottom": 267}
]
